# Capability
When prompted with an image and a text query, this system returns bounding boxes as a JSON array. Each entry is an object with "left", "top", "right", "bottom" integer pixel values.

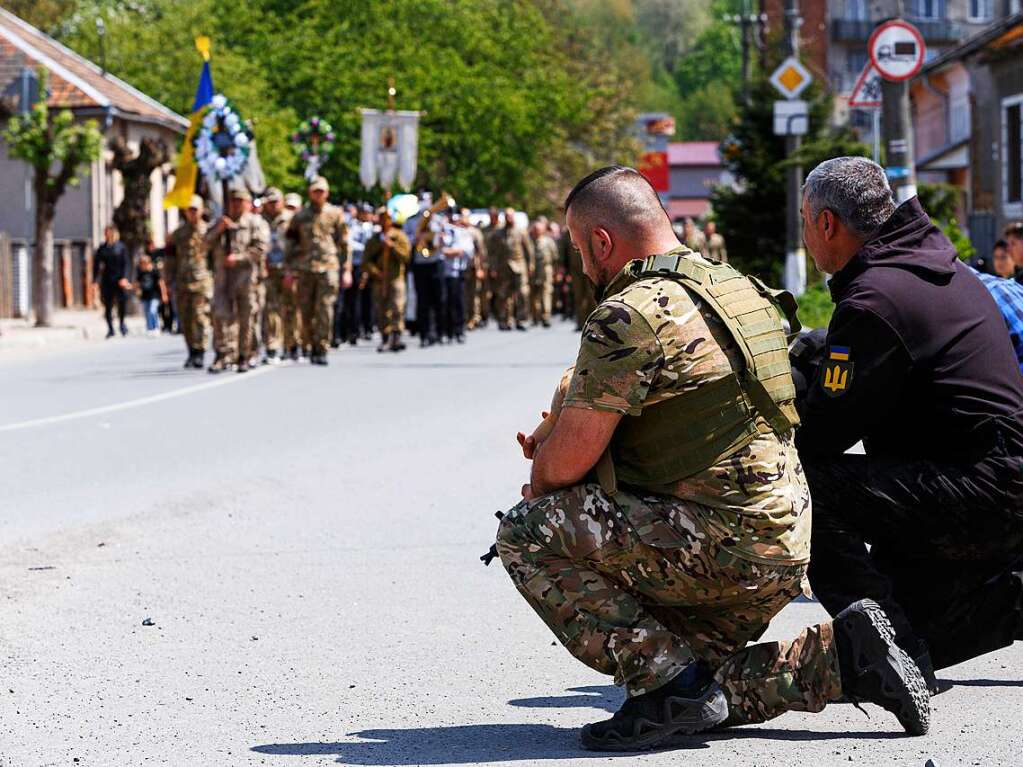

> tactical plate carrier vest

[{"left": 597, "top": 250, "right": 801, "bottom": 495}]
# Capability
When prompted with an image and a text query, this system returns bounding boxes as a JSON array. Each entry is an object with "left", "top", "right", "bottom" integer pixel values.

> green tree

[
  {"left": 59, "top": 0, "right": 301, "bottom": 190},
  {"left": 711, "top": 76, "right": 869, "bottom": 286},
  {"left": 3, "top": 69, "right": 102, "bottom": 326},
  {"left": 46, "top": 0, "right": 644, "bottom": 209}
]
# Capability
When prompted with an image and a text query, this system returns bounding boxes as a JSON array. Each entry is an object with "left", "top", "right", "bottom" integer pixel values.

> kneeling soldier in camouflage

[{"left": 493, "top": 166, "right": 929, "bottom": 751}]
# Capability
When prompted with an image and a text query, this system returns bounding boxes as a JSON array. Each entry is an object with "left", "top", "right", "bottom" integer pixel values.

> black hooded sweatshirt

[{"left": 796, "top": 197, "right": 1023, "bottom": 462}]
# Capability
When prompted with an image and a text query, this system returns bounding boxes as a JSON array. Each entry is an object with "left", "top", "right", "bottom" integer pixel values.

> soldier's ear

[{"left": 592, "top": 227, "right": 613, "bottom": 262}]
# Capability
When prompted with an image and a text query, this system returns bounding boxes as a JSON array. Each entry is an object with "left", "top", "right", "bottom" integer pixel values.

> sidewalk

[{"left": 0, "top": 309, "right": 147, "bottom": 352}]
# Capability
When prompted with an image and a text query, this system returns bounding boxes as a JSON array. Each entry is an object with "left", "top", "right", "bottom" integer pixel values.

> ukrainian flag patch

[{"left": 829, "top": 345, "right": 850, "bottom": 361}]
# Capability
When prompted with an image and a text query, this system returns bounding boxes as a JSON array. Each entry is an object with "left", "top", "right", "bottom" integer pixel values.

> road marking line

[{"left": 0, "top": 366, "right": 275, "bottom": 433}]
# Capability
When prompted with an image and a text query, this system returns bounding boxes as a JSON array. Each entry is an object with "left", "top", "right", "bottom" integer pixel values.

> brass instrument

[{"left": 414, "top": 193, "right": 453, "bottom": 259}]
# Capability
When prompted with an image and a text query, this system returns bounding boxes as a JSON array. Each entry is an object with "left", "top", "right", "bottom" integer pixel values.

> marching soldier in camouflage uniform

[
  {"left": 282, "top": 193, "right": 304, "bottom": 360},
  {"left": 285, "top": 176, "right": 351, "bottom": 366},
  {"left": 529, "top": 217, "right": 557, "bottom": 328},
  {"left": 165, "top": 194, "right": 211, "bottom": 369},
  {"left": 682, "top": 216, "right": 707, "bottom": 257},
  {"left": 261, "top": 187, "right": 292, "bottom": 364},
  {"left": 461, "top": 208, "right": 487, "bottom": 330},
  {"left": 207, "top": 188, "right": 270, "bottom": 374},
  {"left": 704, "top": 219, "right": 728, "bottom": 264},
  {"left": 561, "top": 221, "right": 595, "bottom": 330},
  {"left": 493, "top": 166, "right": 929, "bottom": 752},
  {"left": 487, "top": 207, "right": 533, "bottom": 331},
  {"left": 363, "top": 208, "right": 412, "bottom": 353}
]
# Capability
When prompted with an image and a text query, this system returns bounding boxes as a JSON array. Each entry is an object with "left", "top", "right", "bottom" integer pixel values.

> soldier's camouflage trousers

[
  {"left": 297, "top": 270, "right": 339, "bottom": 354},
  {"left": 495, "top": 483, "right": 842, "bottom": 725},
  {"left": 212, "top": 270, "right": 254, "bottom": 362},
  {"left": 250, "top": 281, "right": 265, "bottom": 356},
  {"left": 531, "top": 266, "right": 554, "bottom": 324},
  {"left": 374, "top": 277, "right": 406, "bottom": 335},
  {"left": 176, "top": 285, "right": 210, "bottom": 352},
  {"left": 264, "top": 271, "right": 284, "bottom": 353},
  {"left": 465, "top": 268, "right": 482, "bottom": 328},
  {"left": 497, "top": 266, "right": 529, "bottom": 326}
]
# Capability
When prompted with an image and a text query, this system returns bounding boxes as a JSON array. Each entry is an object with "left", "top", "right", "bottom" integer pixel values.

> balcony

[{"left": 831, "top": 18, "right": 964, "bottom": 44}]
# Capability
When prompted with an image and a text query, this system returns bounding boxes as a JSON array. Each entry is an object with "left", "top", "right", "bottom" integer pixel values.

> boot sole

[
  {"left": 579, "top": 686, "right": 728, "bottom": 752},
  {"left": 842, "top": 599, "right": 930, "bottom": 735}
]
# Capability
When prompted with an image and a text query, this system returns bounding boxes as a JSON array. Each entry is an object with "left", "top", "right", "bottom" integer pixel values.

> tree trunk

[{"left": 33, "top": 191, "right": 55, "bottom": 328}]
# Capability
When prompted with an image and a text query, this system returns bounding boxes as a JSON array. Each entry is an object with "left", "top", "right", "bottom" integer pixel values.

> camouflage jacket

[
  {"left": 166, "top": 220, "right": 210, "bottom": 292},
  {"left": 531, "top": 234, "right": 558, "bottom": 283},
  {"left": 363, "top": 226, "right": 412, "bottom": 283},
  {"left": 487, "top": 225, "right": 533, "bottom": 276},
  {"left": 286, "top": 203, "right": 349, "bottom": 273},
  {"left": 206, "top": 211, "right": 269, "bottom": 278},
  {"left": 562, "top": 255, "right": 811, "bottom": 565},
  {"left": 264, "top": 210, "right": 293, "bottom": 273},
  {"left": 706, "top": 232, "right": 728, "bottom": 264},
  {"left": 684, "top": 230, "right": 707, "bottom": 257}
]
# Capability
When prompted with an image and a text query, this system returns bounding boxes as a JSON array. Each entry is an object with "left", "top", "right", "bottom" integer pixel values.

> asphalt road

[{"left": 1, "top": 325, "right": 1020, "bottom": 766}]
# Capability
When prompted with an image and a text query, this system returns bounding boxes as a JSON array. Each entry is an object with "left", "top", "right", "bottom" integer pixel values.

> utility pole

[
  {"left": 880, "top": 1, "right": 917, "bottom": 203},
  {"left": 728, "top": 0, "right": 767, "bottom": 107},
  {"left": 783, "top": 0, "right": 806, "bottom": 296}
]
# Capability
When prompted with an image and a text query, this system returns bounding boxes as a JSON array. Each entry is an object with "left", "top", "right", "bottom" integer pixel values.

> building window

[
  {"left": 845, "top": 0, "right": 868, "bottom": 20},
  {"left": 968, "top": 0, "right": 992, "bottom": 21},
  {"left": 1003, "top": 97, "right": 1023, "bottom": 211},
  {"left": 847, "top": 50, "right": 868, "bottom": 75},
  {"left": 910, "top": 0, "right": 943, "bottom": 19}
]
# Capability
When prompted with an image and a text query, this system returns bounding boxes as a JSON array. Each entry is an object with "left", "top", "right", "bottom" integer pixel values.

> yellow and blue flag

[{"left": 164, "top": 37, "right": 215, "bottom": 210}]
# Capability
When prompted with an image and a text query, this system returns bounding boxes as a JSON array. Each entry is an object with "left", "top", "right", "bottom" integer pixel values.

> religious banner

[{"left": 359, "top": 109, "right": 420, "bottom": 191}]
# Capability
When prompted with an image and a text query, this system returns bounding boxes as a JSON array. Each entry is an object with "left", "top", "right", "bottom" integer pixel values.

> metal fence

[{"left": 0, "top": 234, "right": 94, "bottom": 319}]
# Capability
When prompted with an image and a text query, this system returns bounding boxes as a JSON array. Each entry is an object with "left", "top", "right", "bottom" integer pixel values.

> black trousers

[
  {"left": 412, "top": 261, "right": 443, "bottom": 342},
  {"left": 101, "top": 284, "right": 127, "bottom": 333},
  {"left": 444, "top": 274, "right": 465, "bottom": 339},
  {"left": 805, "top": 446, "right": 1023, "bottom": 670},
  {"left": 337, "top": 265, "right": 374, "bottom": 341}
]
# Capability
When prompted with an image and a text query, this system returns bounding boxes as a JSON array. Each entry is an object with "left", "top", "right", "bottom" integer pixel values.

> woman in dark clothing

[{"left": 92, "top": 225, "right": 131, "bottom": 338}]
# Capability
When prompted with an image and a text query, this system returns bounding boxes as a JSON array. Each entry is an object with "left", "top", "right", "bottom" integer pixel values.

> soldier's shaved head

[
  {"left": 564, "top": 166, "right": 679, "bottom": 289},
  {"left": 565, "top": 166, "right": 669, "bottom": 243}
]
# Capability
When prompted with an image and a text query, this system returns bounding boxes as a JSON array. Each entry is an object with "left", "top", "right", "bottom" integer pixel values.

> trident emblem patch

[{"left": 821, "top": 346, "right": 852, "bottom": 397}]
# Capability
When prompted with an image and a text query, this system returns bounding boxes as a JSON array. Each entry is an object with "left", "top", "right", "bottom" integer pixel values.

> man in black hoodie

[{"left": 796, "top": 157, "right": 1023, "bottom": 688}]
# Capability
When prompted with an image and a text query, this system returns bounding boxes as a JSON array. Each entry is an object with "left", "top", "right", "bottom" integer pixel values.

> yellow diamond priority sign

[{"left": 770, "top": 57, "right": 812, "bottom": 100}]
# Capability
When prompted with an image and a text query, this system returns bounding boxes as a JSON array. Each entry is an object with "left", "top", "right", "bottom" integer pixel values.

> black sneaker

[
  {"left": 288, "top": 346, "right": 300, "bottom": 362},
  {"left": 237, "top": 359, "right": 250, "bottom": 373},
  {"left": 515, "top": 323, "right": 528, "bottom": 331},
  {"left": 580, "top": 664, "right": 727, "bottom": 752},
  {"left": 834, "top": 599, "right": 930, "bottom": 735},
  {"left": 119, "top": 323, "right": 128, "bottom": 336}
]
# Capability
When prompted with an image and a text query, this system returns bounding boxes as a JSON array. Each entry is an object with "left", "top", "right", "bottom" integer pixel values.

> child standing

[{"left": 136, "top": 254, "right": 166, "bottom": 336}]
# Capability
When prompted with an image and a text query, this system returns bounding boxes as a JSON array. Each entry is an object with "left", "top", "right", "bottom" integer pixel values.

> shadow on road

[
  {"left": 950, "top": 678, "right": 1023, "bottom": 687},
  {"left": 251, "top": 724, "right": 709, "bottom": 764},
  {"left": 508, "top": 685, "right": 622, "bottom": 713},
  {"left": 252, "top": 721, "right": 907, "bottom": 764}
]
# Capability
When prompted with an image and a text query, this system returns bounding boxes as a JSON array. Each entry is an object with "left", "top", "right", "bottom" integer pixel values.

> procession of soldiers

[{"left": 121, "top": 176, "right": 729, "bottom": 372}]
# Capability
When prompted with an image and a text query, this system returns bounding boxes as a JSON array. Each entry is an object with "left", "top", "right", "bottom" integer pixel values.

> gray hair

[{"left": 802, "top": 156, "right": 896, "bottom": 239}]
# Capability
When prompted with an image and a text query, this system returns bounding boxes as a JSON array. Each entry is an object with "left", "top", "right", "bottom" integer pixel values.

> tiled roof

[
  {"left": 0, "top": 8, "right": 186, "bottom": 131},
  {"left": 668, "top": 142, "right": 722, "bottom": 167}
]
